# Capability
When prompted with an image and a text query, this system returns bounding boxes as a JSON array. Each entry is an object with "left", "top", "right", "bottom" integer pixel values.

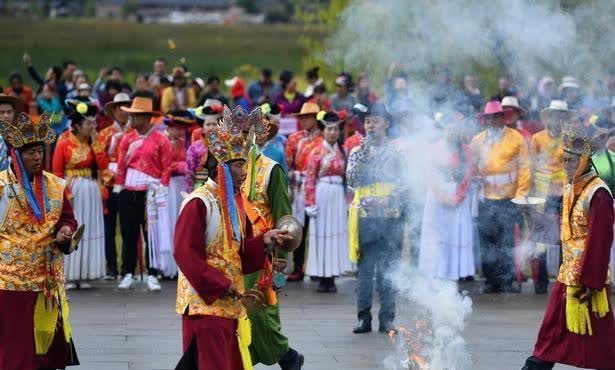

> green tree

[{"left": 293, "top": 0, "right": 349, "bottom": 90}]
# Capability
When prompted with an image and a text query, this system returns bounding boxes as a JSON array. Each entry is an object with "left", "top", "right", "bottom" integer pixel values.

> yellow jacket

[
  {"left": 530, "top": 130, "right": 564, "bottom": 197},
  {"left": 471, "top": 127, "right": 530, "bottom": 200},
  {"left": 160, "top": 86, "right": 197, "bottom": 114}
]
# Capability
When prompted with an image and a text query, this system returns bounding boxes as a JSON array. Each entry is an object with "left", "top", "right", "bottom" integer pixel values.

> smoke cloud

[{"left": 320, "top": 0, "right": 615, "bottom": 369}]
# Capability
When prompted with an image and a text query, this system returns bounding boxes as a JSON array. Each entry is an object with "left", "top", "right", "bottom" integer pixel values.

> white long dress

[
  {"left": 165, "top": 175, "right": 185, "bottom": 277},
  {"left": 419, "top": 182, "right": 475, "bottom": 280},
  {"left": 64, "top": 176, "right": 105, "bottom": 281},
  {"left": 304, "top": 142, "right": 351, "bottom": 277}
]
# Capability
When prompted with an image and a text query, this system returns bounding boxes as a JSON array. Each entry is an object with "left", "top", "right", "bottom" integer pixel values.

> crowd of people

[{"left": 0, "top": 53, "right": 614, "bottom": 370}]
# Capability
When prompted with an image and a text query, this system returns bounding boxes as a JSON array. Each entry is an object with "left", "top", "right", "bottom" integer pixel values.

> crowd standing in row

[{"left": 0, "top": 54, "right": 614, "bottom": 370}]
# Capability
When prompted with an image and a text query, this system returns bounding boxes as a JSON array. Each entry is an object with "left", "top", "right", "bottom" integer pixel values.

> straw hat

[
  {"left": 295, "top": 102, "right": 320, "bottom": 117},
  {"left": 120, "top": 96, "right": 161, "bottom": 117},
  {"left": 104, "top": 92, "right": 132, "bottom": 117},
  {"left": 501, "top": 96, "right": 527, "bottom": 116}
]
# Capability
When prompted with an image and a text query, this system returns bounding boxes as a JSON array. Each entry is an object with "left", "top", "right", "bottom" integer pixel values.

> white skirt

[
  {"left": 419, "top": 182, "right": 475, "bottom": 280},
  {"left": 64, "top": 177, "right": 105, "bottom": 281},
  {"left": 305, "top": 176, "right": 351, "bottom": 277},
  {"left": 165, "top": 176, "right": 185, "bottom": 277},
  {"left": 292, "top": 176, "right": 306, "bottom": 226}
]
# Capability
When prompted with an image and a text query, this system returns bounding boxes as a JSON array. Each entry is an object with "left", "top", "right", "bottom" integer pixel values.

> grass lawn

[{"left": 0, "top": 18, "right": 326, "bottom": 87}]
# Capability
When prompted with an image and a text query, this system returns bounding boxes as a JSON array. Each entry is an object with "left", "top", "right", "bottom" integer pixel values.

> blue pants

[{"left": 356, "top": 217, "right": 402, "bottom": 323}]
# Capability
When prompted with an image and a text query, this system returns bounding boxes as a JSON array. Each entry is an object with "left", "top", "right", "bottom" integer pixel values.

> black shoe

[
  {"left": 316, "top": 279, "right": 328, "bottom": 293},
  {"left": 378, "top": 321, "right": 395, "bottom": 333},
  {"left": 522, "top": 356, "right": 554, "bottom": 370},
  {"left": 534, "top": 281, "right": 548, "bottom": 295},
  {"left": 278, "top": 348, "right": 304, "bottom": 370},
  {"left": 353, "top": 319, "right": 372, "bottom": 334},
  {"left": 327, "top": 279, "right": 337, "bottom": 293},
  {"left": 483, "top": 284, "right": 503, "bottom": 294},
  {"left": 504, "top": 285, "right": 521, "bottom": 294}
]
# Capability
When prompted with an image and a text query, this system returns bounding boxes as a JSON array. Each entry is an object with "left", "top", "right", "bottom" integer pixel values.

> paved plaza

[{"left": 68, "top": 277, "right": 585, "bottom": 370}]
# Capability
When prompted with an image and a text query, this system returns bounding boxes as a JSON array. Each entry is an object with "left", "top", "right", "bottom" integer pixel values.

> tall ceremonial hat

[
  {"left": 0, "top": 112, "right": 56, "bottom": 149},
  {"left": 205, "top": 105, "right": 268, "bottom": 163}
]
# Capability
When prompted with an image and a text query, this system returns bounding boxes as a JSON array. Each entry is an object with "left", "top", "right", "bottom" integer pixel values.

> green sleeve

[
  {"left": 267, "top": 164, "right": 292, "bottom": 259},
  {"left": 267, "top": 164, "right": 292, "bottom": 222}
]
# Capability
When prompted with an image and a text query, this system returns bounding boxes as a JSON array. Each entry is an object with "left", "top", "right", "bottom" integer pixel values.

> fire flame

[{"left": 388, "top": 320, "right": 433, "bottom": 370}]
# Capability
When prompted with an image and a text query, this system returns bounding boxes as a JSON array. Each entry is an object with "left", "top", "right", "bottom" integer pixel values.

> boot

[
  {"left": 278, "top": 348, "right": 304, "bottom": 370},
  {"left": 287, "top": 269, "right": 304, "bottom": 282},
  {"left": 378, "top": 320, "right": 395, "bottom": 333},
  {"left": 353, "top": 310, "right": 372, "bottom": 334}
]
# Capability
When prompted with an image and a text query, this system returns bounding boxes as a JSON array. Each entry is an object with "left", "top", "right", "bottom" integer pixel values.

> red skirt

[
  {"left": 0, "top": 290, "right": 78, "bottom": 370},
  {"left": 533, "top": 282, "right": 615, "bottom": 368},
  {"left": 179, "top": 315, "right": 243, "bottom": 370}
]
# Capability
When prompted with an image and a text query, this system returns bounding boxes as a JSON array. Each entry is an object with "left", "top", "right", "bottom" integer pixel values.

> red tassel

[{"left": 10, "top": 149, "right": 36, "bottom": 222}]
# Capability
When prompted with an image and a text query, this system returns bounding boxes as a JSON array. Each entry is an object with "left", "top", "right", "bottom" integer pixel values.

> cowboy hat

[
  {"left": 501, "top": 96, "right": 527, "bottom": 116},
  {"left": 0, "top": 94, "right": 23, "bottom": 112},
  {"left": 558, "top": 76, "right": 579, "bottom": 91},
  {"left": 120, "top": 96, "right": 161, "bottom": 117},
  {"left": 540, "top": 99, "right": 573, "bottom": 121},
  {"left": 295, "top": 102, "right": 320, "bottom": 117},
  {"left": 476, "top": 100, "right": 514, "bottom": 118},
  {"left": 104, "top": 92, "right": 132, "bottom": 117},
  {"left": 164, "top": 109, "right": 197, "bottom": 127}
]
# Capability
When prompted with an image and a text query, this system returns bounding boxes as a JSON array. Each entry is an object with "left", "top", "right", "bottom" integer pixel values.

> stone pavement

[{"left": 68, "top": 277, "right": 583, "bottom": 370}]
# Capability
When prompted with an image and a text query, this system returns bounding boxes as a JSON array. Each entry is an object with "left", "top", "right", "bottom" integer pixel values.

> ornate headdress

[
  {"left": 562, "top": 124, "right": 594, "bottom": 157},
  {"left": 205, "top": 105, "right": 268, "bottom": 163},
  {"left": 0, "top": 113, "right": 57, "bottom": 225},
  {"left": 0, "top": 112, "right": 57, "bottom": 149},
  {"left": 205, "top": 106, "right": 268, "bottom": 243}
]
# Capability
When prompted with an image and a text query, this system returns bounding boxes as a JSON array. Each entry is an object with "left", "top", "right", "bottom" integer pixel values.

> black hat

[
  {"left": 366, "top": 103, "right": 392, "bottom": 123},
  {"left": 66, "top": 97, "right": 98, "bottom": 118}
]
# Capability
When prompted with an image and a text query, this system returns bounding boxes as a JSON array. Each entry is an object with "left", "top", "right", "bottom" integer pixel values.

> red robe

[
  {"left": 0, "top": 191, "right": 78, "bottom": 370},
  {"left": 173, "top": 196, "right": 265, "bottom": 370},
  {"left": 533, "top": 188, "right": 615, "bottom": 369}
]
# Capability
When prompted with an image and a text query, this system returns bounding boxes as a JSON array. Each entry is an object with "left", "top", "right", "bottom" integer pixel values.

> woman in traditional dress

[
  {"left": 52, "top": 100, "right": 106, "bottom": 289},
  {"left": 304, "top": 111, "right": 351, "bottom": 292},
  {"left": 164, "top": 110, "right": 194, "bottom": 278},
  {"left": 185, "top": 104, "right": 222, "bottom": 191},
  {"left": 418, "top": 114, "right": 475, "bottom": 281}
]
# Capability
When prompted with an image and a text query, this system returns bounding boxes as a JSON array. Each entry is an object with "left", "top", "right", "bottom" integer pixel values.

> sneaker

[
  {"left": 79, "top": 282, "right": 92, "bottom": 289},
  {"left": 65, "top": 282, "right": 77, "bottom": 290},
  {"left": 118, "top": 274, "right": 135, "bottom": 290},
  {"left": 147, "top": 275, "right": 161, "bottom": 292},
  {"left": 103, "top": 274, "right": 117, "bottom": 281}
]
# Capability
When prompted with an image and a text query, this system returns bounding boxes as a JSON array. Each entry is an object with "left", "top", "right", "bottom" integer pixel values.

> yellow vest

[
  {"left": 530, "top": 130, "right": 565, "bottom": 197},
  {"left": 241, "top": 154, "right": 277, "bottom": 237},
  {"left": 558, "top": 176, "right": 612, "bottom": 286},
  {"left": 0, "top": 170, "right": 66, "bottom": 292},
  {"left": 176, "top": 182, "right": 247, "bottom": 319},
  {"left": 471, "top": 127, "right": 531, "bottom": 200}
]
